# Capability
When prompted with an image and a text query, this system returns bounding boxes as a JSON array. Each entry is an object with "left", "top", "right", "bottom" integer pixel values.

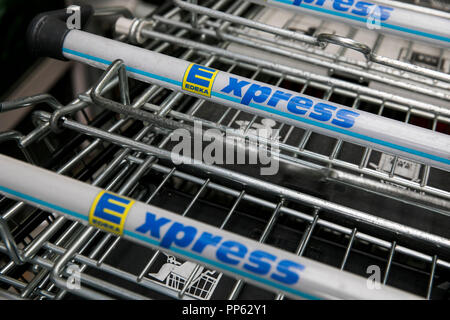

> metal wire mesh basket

[{"left": 0, "top": 0, "right": 449, "bottom": 300}]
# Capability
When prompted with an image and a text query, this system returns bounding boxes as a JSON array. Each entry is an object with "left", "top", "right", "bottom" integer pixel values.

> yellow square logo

[
  {"left": 89, "top": 191, "right": 134, "bottom": 236},
  {"left": 182, "top": 63, "right": 218, "bottom": 98}
]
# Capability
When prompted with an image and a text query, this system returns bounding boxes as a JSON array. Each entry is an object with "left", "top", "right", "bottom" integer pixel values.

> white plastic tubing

[
  {"left": 246, "top": 0, "right": 450, "bottom": 48},
  {"left": 0, "top": 154, "right": 422, "bottom": 299},
  {"left": 60, "top": 30, "right": 450, "bottom": 171}
]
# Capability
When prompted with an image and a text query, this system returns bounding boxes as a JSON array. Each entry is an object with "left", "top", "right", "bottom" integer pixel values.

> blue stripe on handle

[
  {"left": 63, "top": 47, "right": 450, "bottom": 167},
  {"left": 0, "top": 183, "right": 320, "bottom": 300}
]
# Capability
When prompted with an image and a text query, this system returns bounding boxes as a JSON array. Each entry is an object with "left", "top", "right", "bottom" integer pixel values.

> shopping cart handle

[
  {"left": 27, "top": 5, "right": 94, "bottom": 60},
  {"left": 24, "top": 10, "right": 450, "bottom": 171}
]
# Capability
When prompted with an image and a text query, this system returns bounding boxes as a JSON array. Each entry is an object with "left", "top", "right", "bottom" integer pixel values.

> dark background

[{"left": 0, "top": 0, "right": 63, "bottom": 99}]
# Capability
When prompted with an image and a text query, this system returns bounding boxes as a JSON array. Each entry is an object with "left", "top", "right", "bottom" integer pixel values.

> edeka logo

[
  {"left": 135, "top": 212, "right": 306, "bottom": 286},
  {"left": 182, "top": 63, "right": 218, "bottom": 98},
  {"left": 89, "top": 191, "right": 135, "bottom": 235}
]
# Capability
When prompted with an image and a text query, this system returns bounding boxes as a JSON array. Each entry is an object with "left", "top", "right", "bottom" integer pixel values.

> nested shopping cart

[{"left": 0, "top": 0, "right": 449, "bottom": 300}]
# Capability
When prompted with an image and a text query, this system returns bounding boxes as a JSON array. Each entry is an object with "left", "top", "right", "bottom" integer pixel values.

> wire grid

[
  {"left": 0, "top": 0, "right": 449, "bottom": 300},
  {"left": 141, "top": 0, "right": 450, "bottom": 212}
]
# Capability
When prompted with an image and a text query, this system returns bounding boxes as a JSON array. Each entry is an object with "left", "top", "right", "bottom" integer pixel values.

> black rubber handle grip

[{"left": 27, "top": 5, "right": 94, "bottom": 60}]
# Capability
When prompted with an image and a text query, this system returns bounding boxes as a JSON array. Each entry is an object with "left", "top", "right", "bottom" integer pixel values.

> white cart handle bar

[
  {"left": 240, "top": 0, "right": 450, "bottom": 48},
  {"left": 26, "top": 8, "right": 450, "bottom": 172},
  {"left": 0, "top": 154, "right": 422, "bottom": 300}
]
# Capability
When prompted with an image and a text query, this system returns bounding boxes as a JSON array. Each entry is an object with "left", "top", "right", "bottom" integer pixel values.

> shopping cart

[
  {"left": 0, "top": 0, "right": 449, "bottom": 300},
  {"left": 147, "top": 253, "right": 221, "bottom": 300}
]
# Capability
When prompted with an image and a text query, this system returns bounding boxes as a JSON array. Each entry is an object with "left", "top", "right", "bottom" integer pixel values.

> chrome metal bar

[
  {"left": 426, "top": 255, "right": 438, "bottom": 299},
  {"left": 340, "top": 228, "right": 357, "bottom": 270},
  {"left": 383, "top": 241, "right": 397, "bottom": 285}
]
